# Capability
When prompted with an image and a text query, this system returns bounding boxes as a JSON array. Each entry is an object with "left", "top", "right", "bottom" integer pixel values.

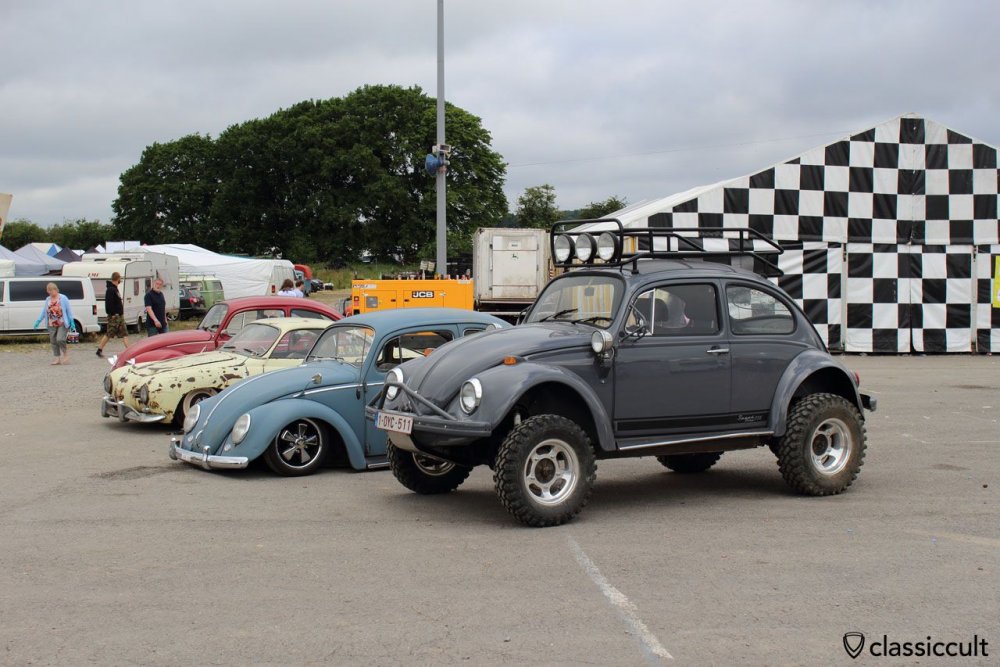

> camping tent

[
  {"left": 600, "top": 113, "right": 1000, "bottom": 354},
  {"left": 15, "top": 244, "right": 65, "bottom": 273},
  {"left": 54, "top": 247, "right": 81, "bottom": 263},
  {"left": 0, "top": 244, "right": 48, "bottom": 276},
  {"left": 27, "top": 242, "right": 60, "bottom": 257},
  {"left": 144, "top": 244, "right": 295, "bottom": 299}
]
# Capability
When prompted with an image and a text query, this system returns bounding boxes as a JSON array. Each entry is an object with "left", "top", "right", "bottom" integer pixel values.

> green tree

[
  {"left": 515, "top": 184, "right": 560, "bottom": 229},
  {"left": 48, "top": 219, "right": 114, "bottom": 250},
  {"left": 1, "top": 219, "right": 48, "bottom": 249},
  {"left": 574, "top": 195, "right": 628, "bottom": 220}
]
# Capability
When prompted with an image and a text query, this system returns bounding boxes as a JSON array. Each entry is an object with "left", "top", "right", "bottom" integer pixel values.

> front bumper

[
  {"left": 169, "top": 437, "right": 249, "bottom": 470},
  {"left": 861, "top": 393, "right": 877, "bottom": 412},
  {"left": 101, "top": 395, "right": 166, "bottom": 423}
]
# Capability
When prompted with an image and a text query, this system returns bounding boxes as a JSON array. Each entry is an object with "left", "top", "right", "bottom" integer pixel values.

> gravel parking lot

[{"left": 0, "top": 341, "right": 997, "bottom": 665}]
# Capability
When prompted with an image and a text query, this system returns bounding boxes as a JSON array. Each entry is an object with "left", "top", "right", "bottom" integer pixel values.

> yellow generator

[{"left": 349, "top": 278, "right": 474, "bottom": 315}]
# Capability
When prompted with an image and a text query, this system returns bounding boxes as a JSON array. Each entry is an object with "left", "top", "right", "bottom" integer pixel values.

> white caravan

[{"left": 62, "top": 251, "right": 180, "bottom": 329}]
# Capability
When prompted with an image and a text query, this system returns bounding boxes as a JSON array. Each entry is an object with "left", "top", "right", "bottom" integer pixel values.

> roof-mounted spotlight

[
  {"left": 596, "top": 232, "right": 619, "bottom": 262},
  {"left": 553, "top": 234, "right": 575, "bottom": 263},
  {"left": 575, "top": 233, "right": 596, "bottom": 263}
]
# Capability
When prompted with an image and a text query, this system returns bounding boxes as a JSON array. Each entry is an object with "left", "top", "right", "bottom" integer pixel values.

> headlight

[
  {"left": 575, "top": 233, "right": 595, "bottom": 262},
  {"left": 553, "top": 234, "right": 574, "bottom": 263},
  {"left": 386, "top": 368, "right": 403, "bottom": 400},
  {"left": 183, "top": 403, "right": 201, "bottom": 433},
  {"left": 138, "top": 385, "right": 149, "bottom": 405},
  {"left": 232, "top": 413, "right": 252, "bottom": 445},
  {"left": 103, "top": 374, "right": 113, "bottom": 394},
  {"left": 596, "top": 232, "right": 619, "bottom": 261},
  {"left": 591, "top": 329, "right": 613, "bottom": 355},
  {"left": 460, "top": 378, "right": 483, "bottom": 414}
]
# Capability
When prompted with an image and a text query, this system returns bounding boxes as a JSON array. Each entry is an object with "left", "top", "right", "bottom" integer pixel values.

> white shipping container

[{"left": 473, "top": 228, "right": 551, "bottom": 316}]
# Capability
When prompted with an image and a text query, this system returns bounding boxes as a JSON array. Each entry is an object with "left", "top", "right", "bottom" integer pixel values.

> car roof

[
  {"left": 342, "top": 307, "right": 505, "bottom": 329},
  {"left": 565, "top": 258, "right": 772, "bottom": 284},
  {"left": 219, "top": 296, "right": 339, "bottom": 314},
  {"left": 249, "top": 317, "right": 333, "bottom": 332}
]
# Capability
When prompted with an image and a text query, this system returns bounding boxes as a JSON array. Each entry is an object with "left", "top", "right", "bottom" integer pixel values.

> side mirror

[{"left": 622, "top": 305, "right": 650, "bottom": 339}]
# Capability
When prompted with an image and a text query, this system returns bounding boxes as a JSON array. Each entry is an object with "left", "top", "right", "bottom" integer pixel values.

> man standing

[
  {"left": 96, "top": 271, "right": 130, "bottom": 357},
  {"left": 144, "top": 278, "right": 168, "bottom": 336}
]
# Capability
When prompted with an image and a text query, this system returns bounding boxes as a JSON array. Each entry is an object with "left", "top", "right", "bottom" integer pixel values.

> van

[
  {"left": 179, "top": 274, "right": 225, "bottom": 310},
  {"left": 0, "top": 277, "right": 101, "bottom": 336}
]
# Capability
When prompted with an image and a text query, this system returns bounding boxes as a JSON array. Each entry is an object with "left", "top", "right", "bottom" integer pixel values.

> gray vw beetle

[
  {"left": 170, "top": 308, "right": 506, "bottom": 476},
  {"left": 369, "top": 221, "right": 876, "bottom": 526}
]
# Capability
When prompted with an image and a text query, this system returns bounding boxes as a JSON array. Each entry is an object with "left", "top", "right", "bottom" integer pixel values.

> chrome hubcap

[
  {"left": 810, "top": 417, "right": 852, "bottom": 475},
  {"left": 413, "top": 454, "right": 455, "bottom": 476},
  {"left": 523, "top": 438, "right": 579, "bottom": 505},
  {"left": 278, "top": 420, "right": 321, "bottom": 468}
]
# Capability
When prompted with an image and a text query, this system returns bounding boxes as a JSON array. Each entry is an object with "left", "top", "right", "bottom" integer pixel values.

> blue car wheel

[{"left": 263, "top": 418, "right": 329, "bottom": 476}]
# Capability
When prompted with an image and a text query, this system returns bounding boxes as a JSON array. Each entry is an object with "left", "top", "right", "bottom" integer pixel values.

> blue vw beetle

[{"left": 169, "top": 308, "right": 507, "bottom": 476}]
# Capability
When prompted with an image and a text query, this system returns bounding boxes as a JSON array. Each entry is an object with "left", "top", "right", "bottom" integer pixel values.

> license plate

[{"left": 376, "top": 411, "right": 413, "bottom": 434}]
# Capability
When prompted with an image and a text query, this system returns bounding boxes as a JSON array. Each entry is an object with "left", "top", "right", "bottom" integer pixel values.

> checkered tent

[{"left": 612, "top": 114, "right": 1000, "bottom": 353}]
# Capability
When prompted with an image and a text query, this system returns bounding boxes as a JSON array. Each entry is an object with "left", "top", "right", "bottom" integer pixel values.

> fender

[
  {"left": 769, "top": 349, "right": 864, "bottom": 437},
  {"left": 228, "top": 398, "right": 368, "bottom": 470},
  {"left": 474, "top": 362, "right": 616, "bottom": 451}
]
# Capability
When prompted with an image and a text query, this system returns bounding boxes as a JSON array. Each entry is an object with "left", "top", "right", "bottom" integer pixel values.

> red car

[{"left": 108, "top": 296, "right": 341, "bottom": 370}]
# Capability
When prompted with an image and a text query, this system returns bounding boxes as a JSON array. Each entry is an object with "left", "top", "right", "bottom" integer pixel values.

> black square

[
  {"left": 921, "top": 330, "right": 947, "bottom": 352},
  {"left": 824, "top": 191, "right": 848, "bottom": 217},
  {"left": 698, "top": 213, "right": 723, "bottom": 230},
  {"left": 827, "top": 326, "right": 842, "bottom": 352},
  {"left": 973, "top": 144, "right": 998, "bottom": 169},
  {"left": 873, "top": 278, "right": 897, "bottom": 303},
  {"left": 802, "top": 248, "right": 829, "bottom": 274},
  {"left": 723, "top": 188, "right": 749, "bottom": 214},
  {"left": 873, "top": 330, "right": 899, "bottom": 352},
  {"left": 786, "top": 158, "right": 800, "bottom": 165},
  {"left": 925, "top": 144, "right": 948, "bottom": 169},
  {"left": 749, "top": 168, "right": 774, "bottom": 189},
  {"left": 803, "top": 299, "right": 827, "bottom": 323},
  {"left": 774, "top": 189, "right": 799, "bottom": 215},
  {"left": 848, "top": 251, "right": 873, "bottom": 277},
  {"left": 946, "top": 304, "right": 971, "bottom": 329},
  {"left": 949, "top": 220, "right": 973, "bottom": 243},
  {"left": 799, "top": 165, "right": 825, "bottom": 190},
  {"left": 947, "top": 130, "right": 972, "bottom": 144},
  {"left": 909, "top": 303, "right": 923, "bottom": 327},
  {"left": 974, "top": 194, "right": 997, "bottom": 219},
  {"left": 922, "top": 278, "right": 946, "bottom": 302},
  {"left": 673, "top": 198, "right": 698, "bottom": 213},
  {"left": 977, "top": 276, "right": 993, "bottom": 303},
  {"left": 925, "top": 195, "right": 949, "bottom": 220},
  {"left": 847, "top": 218, "right": 872, "bottom": 243},
  {"left": 874, "top": 142, "right": 899, "bottom": 168},
  {"left": 898, "top": 169, "right": 925, "bottom": 195},
  {"left": 978, "top": 330, "right": 994, "bottom": 353},
  {"left": 825, "top": 141, "right": 850, "bottom": 166},
  {"left": 946, "top": 252, "right": 972, "bottom": 278},
  {"left": 851, "top": 129, "right": 875, "bottom": 142},
  {"left": 847, "top": 303, "right": 872, "bottom": 328},
  {"left": 849, "top": 167, "right": 874, "bottom": 192},
  {"left": 898, "top": 303, "right": 913, "bottom": 328},
  {"left": 900, "top": 118, "right": 925, "bottom": 144},
  {"left": 949, "top": 169, "right": 973, "bottom": 194},
  {"left": 779, "top": 274, "right": 802, "bottom": 299},
  {"left": 749, "top": 214, "right": 773, "bottom": 236},
  {"left": 873, "top": 193, "right": 897, "bottom": 219},
  {"left": 798, "top": 216, "right": 824, "bottom": 239},
  {"left": 648, "top": 212, "right": 672, "bottom": 228},
  {"left": 827, "top": 272, "right": 841, "bottom": 299}
]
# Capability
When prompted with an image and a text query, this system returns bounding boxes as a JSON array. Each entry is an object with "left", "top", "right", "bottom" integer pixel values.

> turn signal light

[{"left": 503, "top": 356, "right": 518, "bottom": 366}]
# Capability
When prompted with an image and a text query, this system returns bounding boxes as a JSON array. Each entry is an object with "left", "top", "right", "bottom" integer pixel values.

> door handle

[{"left": 706, "top": 347, "right": 729, "bottom": 355}]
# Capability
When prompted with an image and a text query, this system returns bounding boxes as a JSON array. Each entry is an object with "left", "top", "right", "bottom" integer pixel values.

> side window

[
  {"left": 134, "top": 281, "right": 140, "bottom": 297},
  {"left": 222, "top": 312, "right": 247, "bottom": 335},
  {"left": 9, "top": 281, "right": 46, "bottom": 301},
  {"left": 375, "top": 330, "right": 454, "bottom": 372},
  {"left": 291, "top": 308, "right": 332, "bottom": 321},
  {"left": 270, "top": 329, "right": 322, "bottom": 360},
  {"left": 463, "top": 327, "right": 485, "bottom": 336},
  {"left": 226, "top": 309, "right": 285, "bottom": 335},
  {"left": 0, "top": 281, "right": 4, "bottom": 303},
  {"left": 55, "top": 280, "right": 84, "bottom": 300},
  {"left": 726, "top": 285, "right": 794, "bottom": 335},
  {"left": 630, "top": 284, "right": 719, "bottom": 336}
]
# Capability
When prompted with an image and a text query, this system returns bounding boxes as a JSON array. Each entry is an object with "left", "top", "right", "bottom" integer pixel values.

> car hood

[
  {"left": 126, "top": 350, "right": 250, "bottom": 379},
  {"left": 406, "top": 323, "right": 593, "bottom": 404},
  {"left": 116, "top": 329, "right": 214, "bottom": 365},
  {"left": 188, "top": 361, "right": 361, "bottom": 450}
]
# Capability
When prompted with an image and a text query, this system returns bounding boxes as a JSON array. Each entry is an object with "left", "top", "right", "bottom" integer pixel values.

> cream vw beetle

[{"left": 101, "top": 318, "right": 330, "bottom": 425}]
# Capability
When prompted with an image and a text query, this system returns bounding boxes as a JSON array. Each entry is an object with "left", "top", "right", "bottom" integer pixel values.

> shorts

[{"left": 106, "top": 314, "right": 127, "bottom": 338}]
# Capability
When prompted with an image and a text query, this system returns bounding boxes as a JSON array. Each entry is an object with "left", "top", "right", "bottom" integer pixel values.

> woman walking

[{"left": 33, "top": 282, "right": 76, "bottom": 365}]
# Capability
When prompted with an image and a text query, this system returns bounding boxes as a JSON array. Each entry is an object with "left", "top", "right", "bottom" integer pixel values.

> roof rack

[{"left": 549, "top": 218, "right": 785, "bottom": 277}]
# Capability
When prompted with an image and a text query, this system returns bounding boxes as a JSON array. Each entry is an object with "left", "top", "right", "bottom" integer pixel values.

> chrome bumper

[
  {"left": 169, "top": 438, "right": 249, "bottom": 470},
  {"left": 101, "top": 396, "right": 166, "bottom": 423}
]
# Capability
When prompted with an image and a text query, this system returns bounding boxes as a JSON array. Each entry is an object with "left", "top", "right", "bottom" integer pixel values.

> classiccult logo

[{"left": 842, "top": 632, "right": 990, "bottom": 659}]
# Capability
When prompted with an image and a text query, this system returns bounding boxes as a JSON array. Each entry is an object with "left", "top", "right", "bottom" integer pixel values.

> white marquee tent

[{"left": 144, "top": 244, "right": 295, "bottom": 299}]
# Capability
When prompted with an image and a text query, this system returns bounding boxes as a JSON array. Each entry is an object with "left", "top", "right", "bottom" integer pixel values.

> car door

[
  {"left": 613, "top": 282, "right": 731, "bottom": 437},
  {"left": 361, "top": 326, "right": 457, "bottom": 455},
  {"left": 0, "top": 281, "right": 7, "bottom": 331},
  {"left": 724, "top": 281, "right": 805, "bottom": 426}
]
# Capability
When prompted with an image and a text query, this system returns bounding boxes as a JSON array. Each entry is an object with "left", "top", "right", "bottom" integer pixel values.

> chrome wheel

[
  {"left": 809, "top": 417, "right": 852, "bottom": 475},
  {"left": 523, "top": 438, "right": 579, "bottom": 506},
  {"left": 276, "top": 419, "right": 324, "bottom": 469},
  {"left": 412, "top": 454, "right": 456, "bottom": 477}
]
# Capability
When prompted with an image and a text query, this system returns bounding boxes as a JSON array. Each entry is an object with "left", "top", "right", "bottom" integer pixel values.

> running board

[{"left": 611, "top": 430, "right": 773, "bottom": 457}]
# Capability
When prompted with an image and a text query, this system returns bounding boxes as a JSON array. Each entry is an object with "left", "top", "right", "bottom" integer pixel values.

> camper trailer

[{"left": 62, "top": 251, "right": 179, "bottom": 329}]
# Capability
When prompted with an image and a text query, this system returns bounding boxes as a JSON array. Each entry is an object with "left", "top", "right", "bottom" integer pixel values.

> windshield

[
  {"left": 221, "top": 323, "right": 280, "bottom": 357},
  {"left": 525, "top": 274, "right": 624, "bottom": 328},
  {"left": 199, "top": 303, "right": 228, "bottom": 331},
  {"left": 306, "top": 325, "right": 375, "bottom": 366}
]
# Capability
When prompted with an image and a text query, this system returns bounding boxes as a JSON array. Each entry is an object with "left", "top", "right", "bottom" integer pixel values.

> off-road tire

[
  {"left": 656, "top": 452, "right": 723, "bottom": 473},
  {"left": 387, "top": 444, "right": 471, "bottom": 494},
  {"left": 494, "top": 415, "right": 596, "bottom": 527},
  {"left": 263, "top": 418, "right": 329, "bottom": 477},
  {"left": 776, "top": 393, "right": 866, "bottom": 496}
]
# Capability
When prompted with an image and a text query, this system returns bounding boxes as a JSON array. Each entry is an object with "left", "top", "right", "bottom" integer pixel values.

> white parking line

[{"left": 568, "top": 535, "right": 673, "bottom": 663}]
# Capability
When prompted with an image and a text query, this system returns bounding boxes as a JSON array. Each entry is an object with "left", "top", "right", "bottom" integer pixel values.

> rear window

[
  {"left": 9, "top": 280, "right": 85, "bottom": 302},
  {"left": 291, "top": 308, "right": 334, "bottom": 320}
]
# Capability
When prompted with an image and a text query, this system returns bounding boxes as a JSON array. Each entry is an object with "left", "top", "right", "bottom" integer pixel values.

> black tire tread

[{"left": 387, "top": 444, "right": 472, "bottom": 494}]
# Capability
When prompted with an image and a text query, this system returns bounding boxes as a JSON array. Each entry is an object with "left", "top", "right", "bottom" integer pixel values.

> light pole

[{"left": 435, "top": 0, "right": 446, "bottom": 277}]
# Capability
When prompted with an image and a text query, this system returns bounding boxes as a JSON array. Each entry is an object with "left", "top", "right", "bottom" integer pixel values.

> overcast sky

[{"left": 2, "top": 0, "right": 999, "bottom": 227}]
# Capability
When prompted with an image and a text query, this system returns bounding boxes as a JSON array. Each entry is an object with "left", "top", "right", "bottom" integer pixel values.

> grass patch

[{"left": 313, "top": 263, "right": 421, "bottom": 289}]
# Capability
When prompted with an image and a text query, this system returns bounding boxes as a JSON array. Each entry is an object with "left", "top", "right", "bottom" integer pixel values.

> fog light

[{"left": 591, "top": 329, "right": 613, "bottom": 355}]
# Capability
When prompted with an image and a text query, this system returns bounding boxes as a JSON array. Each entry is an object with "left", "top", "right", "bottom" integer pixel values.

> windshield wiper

[
  {"left": 571, "top": 315, "right": 613, "bottom": 325},
  {"left": 539, "top": 308, "right": 578, "bottom": 322},
  {"left": 239, "top": 347, "right": 261, "bottom": 357},
  {"left": 307, "top": 355, "right": 346, "bottom": 362}
]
